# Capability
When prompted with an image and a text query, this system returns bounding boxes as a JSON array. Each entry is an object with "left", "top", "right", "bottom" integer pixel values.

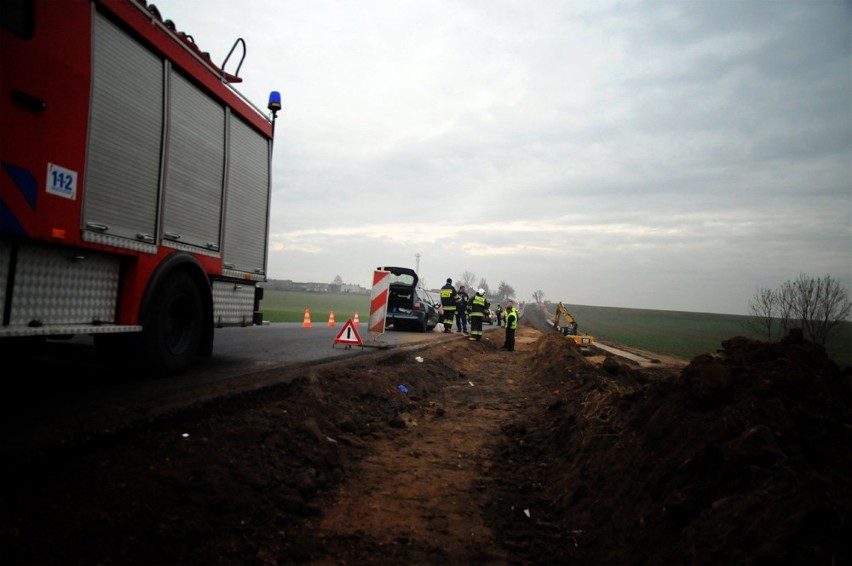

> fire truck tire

[{"left": 142, "top": 270, "right": 204, "bottom": 375}]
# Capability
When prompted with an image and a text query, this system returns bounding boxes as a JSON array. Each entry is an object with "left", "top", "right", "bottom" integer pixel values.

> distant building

[
  {"left": 261, "top": 280, "right": 369, "bottom": 294},
  {"left": 340, "top": 283, "right": 367, "bottom": 294}
]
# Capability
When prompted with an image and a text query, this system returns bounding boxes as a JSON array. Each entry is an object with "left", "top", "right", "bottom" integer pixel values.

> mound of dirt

[
  {"left": 485, "top": 329, "right": 852, "bottom": 565},
  {"left": 2, "top": 310, "right": 850, "bottom": 565}
]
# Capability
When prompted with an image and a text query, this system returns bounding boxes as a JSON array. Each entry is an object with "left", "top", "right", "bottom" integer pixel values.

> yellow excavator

[{"left": 553, "top": 302, "right": 595, "bottom": 346}]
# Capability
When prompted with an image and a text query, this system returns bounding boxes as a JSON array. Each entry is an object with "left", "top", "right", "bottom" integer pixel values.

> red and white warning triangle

[{"left": 333, "top": 318, "right": 363, "bottom": 347}]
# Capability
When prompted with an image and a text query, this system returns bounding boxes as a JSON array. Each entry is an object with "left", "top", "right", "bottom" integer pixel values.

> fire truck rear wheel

[{"left": 143, "top": 270, "right": 204, "bottom": 375}]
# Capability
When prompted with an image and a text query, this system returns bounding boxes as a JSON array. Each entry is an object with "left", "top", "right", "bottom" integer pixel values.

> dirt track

[{"left": 2, "top": 304, "right": 850, "bottom": 565}]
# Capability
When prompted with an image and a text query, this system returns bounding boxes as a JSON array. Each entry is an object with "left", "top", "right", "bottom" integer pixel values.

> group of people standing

[{"left": 439, "top": 278, "right": 518, "bottom": 350}]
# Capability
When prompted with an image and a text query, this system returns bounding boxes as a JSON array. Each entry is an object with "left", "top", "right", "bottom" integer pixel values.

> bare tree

[
  {"left": 792, "top": 273, "right": 819, "bottom": 339},
  {"left": 748, "top": 273, "right": 851, "bottom": 346},
  {"left": 459, "top": 271, "right": 477, "bottom": 290},
  {"left": 795, "top": 273, "right": 851, "bottom": 345},
  {"left": 329, "top": 274, "right": 344, "bottom": 293},
  {"left": 747, "top": 287, "right": 777, "bottom": 341},
  {"left": 532, "top": 290, "right": 545, "bottom": 303},
  {"left": 496, "top": 281, "right": 516, "bottom": 301}
]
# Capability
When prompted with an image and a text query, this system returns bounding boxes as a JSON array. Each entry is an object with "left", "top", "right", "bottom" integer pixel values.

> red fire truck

[{"left": 1, "top": 0, "right": 280, "bottom": 374}]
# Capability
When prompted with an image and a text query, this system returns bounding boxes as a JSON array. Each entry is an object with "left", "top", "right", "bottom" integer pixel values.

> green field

[
  {"left": 261, "top": 290, "right": 371, "bottom": 325},
  {"left": 258, "top": 291, "right": 851, "bottom": 367},
  {"left": 557, "top": 303, "right": 851, "bottom": 367}
]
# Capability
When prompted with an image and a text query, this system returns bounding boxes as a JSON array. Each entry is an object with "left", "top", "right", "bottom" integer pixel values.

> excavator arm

[
  {"left": 554, "top": 302, "right": 578, "bottom": 335},
  {"left": 554, "top": 302, "right": 593, "bottom": 346}
]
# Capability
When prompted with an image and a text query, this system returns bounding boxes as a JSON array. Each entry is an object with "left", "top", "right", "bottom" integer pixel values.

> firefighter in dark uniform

[
  {"left": 467, "top": 288, "right": 490, "bottom": 341},
  {"left": 456, "top": 285, "right": 470, "bottom": 334},
  {"left": 439, "top": 278, "right": 460, "bottom": 333},
  {"left": 502, "top": 300, "right": 518, "bottom": 351}
]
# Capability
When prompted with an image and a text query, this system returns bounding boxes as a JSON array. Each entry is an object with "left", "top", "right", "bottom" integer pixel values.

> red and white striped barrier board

[{"left": 369, "top": 270, "right": 390, "bottom": 336}]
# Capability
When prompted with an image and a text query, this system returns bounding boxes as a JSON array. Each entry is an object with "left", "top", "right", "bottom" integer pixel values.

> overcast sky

[{"left": 155, "top": 0, "right": 850, "bottom": 315}]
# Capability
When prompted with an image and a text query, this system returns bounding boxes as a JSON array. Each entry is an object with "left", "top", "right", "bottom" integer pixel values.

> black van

[{"left": 378, "top": 266, "right": 441, "bottom": 332}]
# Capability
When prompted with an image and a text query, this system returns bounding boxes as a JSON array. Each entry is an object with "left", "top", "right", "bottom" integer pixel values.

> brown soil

[{"left": 2, "top": 304, "right": 851, "bottom": 565}]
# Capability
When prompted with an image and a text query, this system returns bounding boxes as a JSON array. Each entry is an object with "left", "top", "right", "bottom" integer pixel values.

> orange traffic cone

[
  {"left": 328, "top": 310, "right": 336, "bottom": 326},
  {"left": 302, "top": 308, "right": 312, "bottom": 328},
  {"left": 353, "top": 311, "right": 360, "bottom": 326}
]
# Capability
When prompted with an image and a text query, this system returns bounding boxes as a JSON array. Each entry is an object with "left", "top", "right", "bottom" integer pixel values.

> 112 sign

[{"left": 47, "top": 163, "right": 78, "bottom": 200}]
